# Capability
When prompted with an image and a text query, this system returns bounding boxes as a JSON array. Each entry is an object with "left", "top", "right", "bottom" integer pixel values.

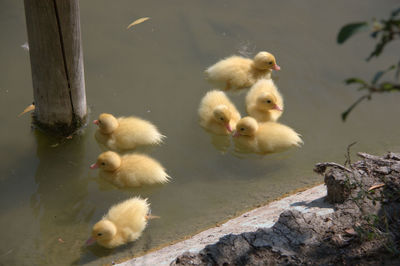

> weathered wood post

[{"left": 24, "top": 0, "right": 87, "bottom": 136}]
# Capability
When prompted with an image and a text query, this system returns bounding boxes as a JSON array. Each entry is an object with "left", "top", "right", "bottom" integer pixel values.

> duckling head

[
  {"left": 213, "top": 105, "right": 233, "bottom": 132},
  {"left": 90, "top": 151, "right": 122, "bottom": 172},
  {"left": 93, "top": 113, "right": 119, "bottom": 134},
  {"left": 256, "top": 92, "right": 283, "bottom": 111},
  {"left": 86, "top": 220, "right": 117, "bottom": 246},
  {"left": 253, "top": 51, "right": 280, "bottom": 71},
  {"left": 233, "top": 117, "right": 258, "bottom": 137}
]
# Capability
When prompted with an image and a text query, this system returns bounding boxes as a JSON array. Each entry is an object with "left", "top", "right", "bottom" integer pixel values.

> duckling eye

[
  {"left": 101, "top": 162, "right": 105, "bottom": 166},
  {"left": 97, "top": 233, "right": 102, "bottom": 236},
  {"left": 98, "top": 120, "right": 102, "bottom": 124},
  {"left": 220, "top": 117, "right": 224, "bottom": 121},
  {"left": 240, "top": 128, "right": 245, "bottom": 131},
  {"left": 268, "top": 62, "right": 273, "bottom": 65},
  {"left": 266, "top": 100, "right": 271, "bottom": 104}
]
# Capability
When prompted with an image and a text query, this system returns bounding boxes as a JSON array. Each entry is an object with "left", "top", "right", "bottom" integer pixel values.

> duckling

[
  {"left": 198, "top": 90, "right": 241, "bottom": 135},
  {"left": 233, "top": 117, "right": 302, "bottom": 154},
  {"left": 94, "top": 113, "right": 164, "bottom": 152},
  {"left": 86, "top": 197, "right": 151, "bottom": 248},
  {"left": 246, "top": 79, "right": 284, "bottom": 122},
  {"left": 205, "top": 51, "right": 280, "bottom": 91},
  {"left": 90, "top": 151, "right": 170, "bottom": 187}
]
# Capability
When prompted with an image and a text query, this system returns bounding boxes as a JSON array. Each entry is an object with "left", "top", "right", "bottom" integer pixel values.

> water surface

[{"left": 0, "top": 0, "right": 399, "bottom": 265}]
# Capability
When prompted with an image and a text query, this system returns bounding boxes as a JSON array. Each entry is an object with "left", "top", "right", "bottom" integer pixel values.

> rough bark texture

[
  {"left": 24, "top": 0, "right": 87, "bottom": 136},
  {"left": 172, "top": 152, "right": 400, "bottom": 265}
]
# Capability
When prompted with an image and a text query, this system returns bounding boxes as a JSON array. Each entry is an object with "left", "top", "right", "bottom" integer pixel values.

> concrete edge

[{"left": 118, "top": 184, "right": 332, "bottom": 266}]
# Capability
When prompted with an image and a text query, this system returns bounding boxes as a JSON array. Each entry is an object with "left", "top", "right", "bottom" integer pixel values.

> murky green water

[{"left": 1, "top": 0, "right": 399, "bottom": 265}]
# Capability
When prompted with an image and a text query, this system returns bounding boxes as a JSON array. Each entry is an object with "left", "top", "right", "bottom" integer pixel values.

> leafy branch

[
  {"left": 341, "top": 66, "right": 400, "bottom": 121},
  {"left": 337, "top": 7, "right": 400, "bottom": 121}
]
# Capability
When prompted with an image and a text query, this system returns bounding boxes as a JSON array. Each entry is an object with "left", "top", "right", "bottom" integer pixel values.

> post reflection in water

[{"left": 29, "top": 130, "right": 95, "bottom": 265}]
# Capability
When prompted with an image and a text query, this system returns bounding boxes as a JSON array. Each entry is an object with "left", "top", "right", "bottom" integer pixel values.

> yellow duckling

[
  {"left": 233, "top": 117, "right": 302, "bottom": 154},
  {"left": 205, "top": 51, "right": 280, "bottom": 91},
  {"left": 90, "top": 151, "right": 170, "bottom": 187},
  {"left": 246, "top": 79, "right": 284, "bottom": 122},
  {"left": 94, "top": 113, "right": 165, "bottom": 152},
  {"left": 86, "top": 197, "right": 151, "bottom": 248},
  {"left": 198, "top": 90, "right": 241, "bottom": 135}
]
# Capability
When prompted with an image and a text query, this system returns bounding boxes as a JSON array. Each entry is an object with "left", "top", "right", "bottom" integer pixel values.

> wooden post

[{"left": 24, "top": 0, "right": 87, "bottom": 136}]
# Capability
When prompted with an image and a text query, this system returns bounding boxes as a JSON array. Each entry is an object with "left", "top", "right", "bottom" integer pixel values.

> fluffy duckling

[
  {"left": 198, "top": 90, "right": 241, "bottom": 135},
  {"left": 90, "top": 151, "right": 170, "bottom": 187},
  {"left": 86, "top": 197, "right": 150, "bottom": 248},
  {"left": 94, "top": 113, "right": 164, "bottom": 152},
  {"left": 233, "top": 117, "right": 302, "bottom": 154},
  {"left": 246, "top": 79, "right": 284, "bottom": 122},
  {"left": 205, "top": 51, "right": 280, "bottom": 91}
]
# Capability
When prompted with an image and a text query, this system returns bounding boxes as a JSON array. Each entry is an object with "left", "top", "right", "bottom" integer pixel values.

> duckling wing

[
  {"left": 107, "top": 197, "right": 150, "bottom": 233},
  {"left": 120, "top": 155, "right": 169, "bottom": 186},
  {"left": 205, "top": 56, "right": 252, "bottom": 89},
  {"left": 257, "top": 123, "right": 302, "bottom": 153},
  {"left": 114, "top": 117, "right": 163, "bottom": 150}
]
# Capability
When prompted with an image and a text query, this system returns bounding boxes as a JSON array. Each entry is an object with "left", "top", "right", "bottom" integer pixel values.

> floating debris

[
  {"left": 127, "top": 17, "right": 150, "bottom": 29},
  {"left": 21, "top": 42, "right": 29, "bottom": 51},
  {"left": 145, "top": 214, "right": 160, "bottom": 220},
  {"left": 237, "top": 40, "right": 255, "bottom": 57},
  {"left": 18, "top": 104, "right": 35, "bottom": 117},
  {"left": 0, "top": 249, "right": 13, "bottom": 257}
]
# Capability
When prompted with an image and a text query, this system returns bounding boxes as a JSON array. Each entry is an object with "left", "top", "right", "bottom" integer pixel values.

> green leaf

[
  {"left": 341, "top": 94, "right": 370, "bottom": 121},
  {"left": 345, "top": 78, "right": 367, "bottom": 85},
  {"left": 371, "top": 65, "right": 396, "bottom": 84},
  {"left": 381, "top": 82, "right": 400, "bottom": 92},
  {"left": 382, "top": 83, "right": 394, "bottom": 90},
  {"left": 337, "top": 22, "right": 368, "bottom": 44},
  {"left": 367, "top": 35, "right": 390, "bottom": 60},
  {"left": 391, "top": 7, "right": 400, "bottom": 18}
]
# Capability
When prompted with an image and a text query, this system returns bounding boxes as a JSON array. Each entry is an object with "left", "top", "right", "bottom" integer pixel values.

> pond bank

[
  {"left": 171, "top": 152, "right": 400, "bottom": 265},
  {"left": 118, "top": 184, "right": 330, "bottom": 265},
  {"left": 118, "top": 151, "right": 400, "bottom": 265}
]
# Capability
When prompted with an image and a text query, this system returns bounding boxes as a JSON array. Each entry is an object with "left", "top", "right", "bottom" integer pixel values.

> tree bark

[{"left": 24, "top": 0, "right": 87, "bottom": 136}]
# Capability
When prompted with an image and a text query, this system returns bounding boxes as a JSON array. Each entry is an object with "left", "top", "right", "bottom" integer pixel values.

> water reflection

[
  {"left": 94, "top": 139, "right": 158, "bottom": 155},
  {"left": 91, "top": 171, "right": 166, "bottom": 194},
  {"left": 208, "top": 133, "right": 231, "bottom": 153},
  {"left": 77, "top": 227, "right": 154, "bottom": 265},
  {"left": 30, "top": 130, "right": 94, "bottom": 265},
  {"left": 232, "top": 135, "right": 255, "bottom": 154}
]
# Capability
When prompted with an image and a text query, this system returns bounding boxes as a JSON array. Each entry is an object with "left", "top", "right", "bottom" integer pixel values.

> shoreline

[{"left": 117, "top": 183, "right": 331, "bottom": 265}]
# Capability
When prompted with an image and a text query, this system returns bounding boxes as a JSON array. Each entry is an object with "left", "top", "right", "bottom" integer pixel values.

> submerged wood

[{"left": 24, "top": 0, "right": 87, "bottom": 136}]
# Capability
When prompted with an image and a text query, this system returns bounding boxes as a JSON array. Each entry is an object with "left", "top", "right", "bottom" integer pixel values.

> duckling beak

[
  {"left": 273, "top": 104, "right": 283, "bottom": 111},
  {"left": 233, "top": 131, "right": 240, "bottom": 137},
  {"left": 90, "top": 163, "right": 98, "bottom": 169},
  {"left": 272, "top": 64, "right": 281, "bottom": 71},
  {"left": 86, "top": 236, "right": 96, "bottom": 245},
  {"left": 93, "top": 120, "right": 99, "bottom": 125},
  {"left": 225, "top": 123, "right": 232, "bottom": 132}
]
